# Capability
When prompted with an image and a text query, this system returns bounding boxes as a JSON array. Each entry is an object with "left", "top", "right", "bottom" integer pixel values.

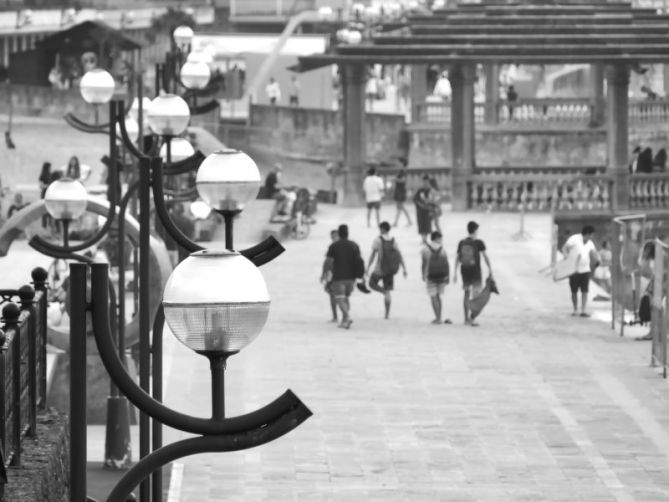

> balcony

[{"left": 230, "top": 0, "right": 318, "bottom": 23}]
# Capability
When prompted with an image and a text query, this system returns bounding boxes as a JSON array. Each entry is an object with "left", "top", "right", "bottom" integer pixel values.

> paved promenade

[{"left": 157, "top": 205, "right": 669, "bottom": 502}]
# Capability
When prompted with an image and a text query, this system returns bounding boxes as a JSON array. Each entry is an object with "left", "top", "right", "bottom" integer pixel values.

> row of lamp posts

[{"left": 30, "top": 24, "right": 311, "bottom": 502}]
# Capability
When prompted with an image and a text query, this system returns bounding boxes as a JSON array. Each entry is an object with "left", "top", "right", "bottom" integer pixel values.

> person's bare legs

[
  {"left": 336, "top": 295, "right": 350, "bottom": 326},
  {"left": 430, "top": 294, "right": 442, "bottom": 323},
  {"left": 366, "top": 207, "right": 372, "bottom": 227},
  {"left": 581, "top": 291, "right": 588, "bottom": 316},
  {"left": 375, "top": 207, "right": 381, "bottom": 227},
  {"left": 571, "top": 292, "right": 578, "bottom": 314},
  {"left": 384, "top": 291, "right": 391, "bottom": 319},
  {"left": 402, "top": 204, "right": 413, "bottom": 225},
  {"left": 329, "top": 294, "right": 338, "bottom": 322}
]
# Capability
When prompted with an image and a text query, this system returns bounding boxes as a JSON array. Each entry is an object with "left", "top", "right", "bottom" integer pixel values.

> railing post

[
  {"left": 31, "top": 267, "right": 48, "bottom": 409},
  {"left": 0, "top": 328, "right": 6, "bottom": 461},
  {"left": 18, "top": 285, "right": 36, "bottom": 437},
  {"left": 2, "top": 303, "right": 21, "bottom": 466}
]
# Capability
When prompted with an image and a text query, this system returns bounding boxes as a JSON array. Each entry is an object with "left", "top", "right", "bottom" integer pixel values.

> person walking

[
  {"left": 266, "top": 77, "right": 281, "bottom": 105},
  {"left": 38, "top": 162, "right": 52, "bottom": 229},
  {"left": 324, "top": 224, "right": 364, "bottom": 329},
  {"left": 414, "top": 175, "right": 434, "bottom": 243},
  {"left": 321, "top": 229, "right": 340, "bottom": 323},
  {"left": 454, "top": 221, "right": 493, "bottom": 326},
  {"left": 562, "top": 225, "right": 597, "bottom": 317},
  {"left": 366, "top": 221, "right": 407, "bottom": 319},
  {"left": 421, "top": 231, "right": 452, "bottom": 324},
  {"left": 392, "top": 169, "right": 412, "bottom": 227},
  {"left": 506, "top": 84, "right": 518, "bottom": 120},
  {"left": 288, "top": 76, "right": 300, "bottom": 106},
  {"left": 362, "top": 167, "right": 384, "bottom": 228}
]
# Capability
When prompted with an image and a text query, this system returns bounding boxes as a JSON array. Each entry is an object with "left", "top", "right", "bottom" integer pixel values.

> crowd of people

[
  {"left": 320, "top": 220, "right": 494, "bottom": 329},
  {"left": 629, "top": 145, "right": 668, "bottom": 173}
]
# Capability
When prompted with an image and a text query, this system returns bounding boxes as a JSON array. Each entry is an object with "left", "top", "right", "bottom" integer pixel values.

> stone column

[
  {"left": 410, "top": 64, "right": 428, "bottom": 123},
  {"left": 589, "top": 64, "right": 606, "bottom": 127},
  {"left": 484, "top": 64, "right": 499, "bottom": 124},
  {"left": 450, "top": 63, "right": 477, "bottom": 211},
  {"left": 606, "top": 64, "right": 630, "bottom": 211},
  {"left": 341, "top": 64, "right": 367, "bottom": 207}
]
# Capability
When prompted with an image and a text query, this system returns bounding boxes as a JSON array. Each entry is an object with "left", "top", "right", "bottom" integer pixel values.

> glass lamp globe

[
  {"left": 190, "top": 200, "right": 211, "bottom": 220},
  {"left": 318, "top": 6, "right": 334, "bottom": 21},
  {"left": 196, "top": 149, "right": 261, "bottom": 213},
  {"left": 336, "top": 29, "right": 350, "bottom": 43},
  {"left": 347, "top": 30, "right": 362, "bottom": 44},
  {"left": 147, "top": 94, "right": 191, "bottom": 137},
  {"left": 44, "top": 178, "right": 88, "bottom": 220},
  {"left": 162, "top": 249, "right": 270, "bottom": 354},
  {"left": 173, "top": 25, "right": 194, "bottom": 47},
  {"left": 116, "top": 116, "right": 139, "bottom": 140},
  {"left": 80, "top": 69, "right": 115, "bottom": 104},
  {"left": 160, "top": 137, "right": 195, "bottom": 162},
  {"left": 180, "top": 60, "right": 211, "bottom": 90}
]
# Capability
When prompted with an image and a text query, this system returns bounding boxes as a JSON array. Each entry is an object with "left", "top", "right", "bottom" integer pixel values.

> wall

[
  {"left": 0, "top": 83, "right": 103, "bottom": 121},
  {"left": 408, "top": 125, "right": 669, "bottom": 168},
  {"left": 2, "top": 410, "right": 69, "bottom": 502},
  {"left": 245, "top": 104, "right": 407, "bottom": 163}
]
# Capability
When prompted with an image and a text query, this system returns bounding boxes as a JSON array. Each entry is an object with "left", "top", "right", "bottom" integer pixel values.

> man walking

[
  {"left": 324, "top": 224, "right": 364, "bottom": 329},
  {"left": 321, "top": 229, "right": 340, "bottom": 323},
  {"left": 366, "top": 221, "right": 407, "bottom": 319},
  {"left": 266, "top": 77, "right": 281, "bottom": 105},
  {"left": 362, "top": 167, "right": 384, "bottom": 227},
  {"left": 454, "top": 221, "right": 493, "bottom": 326},
  {"left": 562, "top": 225, "right": 597, "bottom": 317},
  {"left": 421, "top": 231, "right": 452, "bottom": 324}
]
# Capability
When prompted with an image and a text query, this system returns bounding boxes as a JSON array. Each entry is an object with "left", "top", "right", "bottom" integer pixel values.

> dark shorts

[
  {"left": 370, "top": 272, "right": 394, "bottom": 292},
  {"left": 289, "top": 95, "right": 298, "bottom": 105},
  {"left": 331, "top": 280, "right": 355, "bottom": 298},
  {"left": 569, "top": 272, "right": 591, "bottom": 293},
  {"left": 366, "top": 201, "right": 381, "bottom": 210},
  {"left": 461, "top": 266, "right": 482, "bottom": 288}
]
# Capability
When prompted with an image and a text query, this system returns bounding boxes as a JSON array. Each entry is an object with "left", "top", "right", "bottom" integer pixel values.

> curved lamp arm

[
  {"left": 63, "top": 99, "right": 133, "bottom": 134},
  {"left": 116, "top": 100, "right": 146, "bottom": 160},
  {"left": 151, "top": 157, "right": 204, "bottom": 254},
  {"left": 105, "top": 405, "right": 311, "bottom": 502},
  {"left": 150, "top": 157, "right": 286, "bottom": 264},
  {"left": 163, "top": 150, "right": 205, "bottom": 176},
  {"left": 188, "top": 99, "right": 220, "bottom": 116},
  {"left": 90, "top": 262, "right": 307, "bottom": 435},
  {"left": 29, "top": 132, "right": 120, "bottom": 255}
]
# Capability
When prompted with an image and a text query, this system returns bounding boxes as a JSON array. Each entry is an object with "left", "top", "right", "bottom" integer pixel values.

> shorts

[
  {"left": 461, "top": 267, "right": 482, "bottom": 289},
  {"left": 289, "top": 95, "right": 298, "bottom": 105},
  {"left": 366, "top": 201, "right": 381, "bottom": 210},
  {"left": 569, "top": 272, "right": 591, "bottom": 293},
  {"left": 593, "top": 266, "right": 611, "bottom": 281},
  {"left": 331, "top": 280, "right": 355, "bottom": 298},
  {"left": 370, "top": 272, "right": 394, "bottom": 292},
  {"left": 427, "top": 280, "right": 446, "bottom": 296}
]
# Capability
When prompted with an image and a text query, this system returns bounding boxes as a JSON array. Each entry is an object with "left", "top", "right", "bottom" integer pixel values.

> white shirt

[
  {"left": 266, "top": 81, "right": 281, "bottom": 101},
  {"left": 433, "top": 77, "right": 452, "bottom": 99},
  {"left": 362, "top": 175, "right": 384, "bottom": 203},
  {"left": 564, "top": 233, "right": 596, "bottom": 274}
]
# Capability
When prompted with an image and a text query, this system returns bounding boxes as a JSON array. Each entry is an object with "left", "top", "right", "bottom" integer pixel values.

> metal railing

[
  {"left": 230, "top": 0, "right": 315, "bottom": 18},
  {"left": 0, "top": 268, "right": 48, "bottom": 492}
]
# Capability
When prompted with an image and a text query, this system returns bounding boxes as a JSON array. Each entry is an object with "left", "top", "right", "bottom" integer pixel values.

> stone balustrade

[
  {"left": 467, "top": 174, "right": 615, "bottom": 212},
  {"left": 629, "top": 174, "right": 669, "bottom": 209},
  {"left": 415, "top": 98, "right": 669, "bottom": 126}
]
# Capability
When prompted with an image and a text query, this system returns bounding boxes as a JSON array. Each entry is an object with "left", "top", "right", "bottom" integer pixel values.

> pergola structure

[{"left": 296, "top": 0, "right": 669, "bottom": 208}]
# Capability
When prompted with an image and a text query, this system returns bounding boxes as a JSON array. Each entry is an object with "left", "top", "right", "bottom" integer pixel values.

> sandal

[
  {"left": 443, "top": 319, "right": 453, "bottom": 324},
  {"left": 579, "top": 313, "right": 591, "bottom": 318}
]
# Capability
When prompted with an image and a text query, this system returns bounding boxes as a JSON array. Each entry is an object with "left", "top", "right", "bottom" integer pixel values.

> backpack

[
  {"left": 380, "top": 238, "right": 401, "bottom": 276},
  {"left": 459, "top": 239, "right": 478, "bottom": 268},
  {"left": 427, "top": 247, "right": 449, "bottom": 281}
]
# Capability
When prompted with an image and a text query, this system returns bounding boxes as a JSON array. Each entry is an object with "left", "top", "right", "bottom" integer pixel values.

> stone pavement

[{"left": 157, "top": 205, "right": 669, "bottom": 502}]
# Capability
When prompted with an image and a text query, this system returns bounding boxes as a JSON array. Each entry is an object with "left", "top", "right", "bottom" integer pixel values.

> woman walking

[
  {"left": 38, "top": 162, "right": 52, "bottom": 229},
  {"left": 65, "top": 155, "right": 81, "bottom": 180},
  {"left": 413, "top": 175, "right": 434, "bottom": 243},
  {"left": 392, "top": 169, "right": 412, "bottom": 227}
]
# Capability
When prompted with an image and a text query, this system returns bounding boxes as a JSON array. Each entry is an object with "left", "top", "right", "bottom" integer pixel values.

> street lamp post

[
  {"left": 43, "top": 178, "right": 88, "bottom": 248},
  {"left": 65, "top": 122, "right": 310, "bottom": 500}
]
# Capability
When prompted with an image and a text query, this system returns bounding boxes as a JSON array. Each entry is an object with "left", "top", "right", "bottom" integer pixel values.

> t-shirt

[
  {"left": 266, "top": 82, "right": 281, "bottom": 100},
  {"left": 457, "top": 237, "right": 486, "bottom": 279},
  {"left": 264, "top": 172, "right": 279, "bottom": 197},
  {"left": 362, "top": 175, "right": 384, "bottom": 203},
  {"left": 327, "top": 239, "right": 361, "bottom": 281},
  {"left": 564, "top": 233, "right": 597, "bottom": 274},
  {"left": 371, "top": 235, "right": 399, "bottom": 275}
]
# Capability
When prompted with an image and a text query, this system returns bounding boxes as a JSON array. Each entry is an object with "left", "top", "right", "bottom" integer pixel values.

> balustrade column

[
  {"left": 410, "top": 64, "right": 428, "bottom": 123},
  {"left": 484, "top": 64, "right": 499, "bottom": 124},
  {"left": 606, "top": 64, "right": 630, "bottom": 210},
  {"left": 590, "top": 64, "right": 605, "bottom": 127},
  {"left": 341, "top": 64, "right": 367, "bottom": 207},
  {"left": 450, "top": 63, "right": 476, "bottom": 211}
]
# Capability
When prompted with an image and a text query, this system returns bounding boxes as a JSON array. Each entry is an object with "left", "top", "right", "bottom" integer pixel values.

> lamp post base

[{"left": 104, "top": 396, "right": 133, "bottom": 470}]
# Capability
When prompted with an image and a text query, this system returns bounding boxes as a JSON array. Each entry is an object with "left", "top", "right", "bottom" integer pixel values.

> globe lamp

[
  {"left": 80, "top": 69, "right": 115, "bottom": 104},
  {"left": 44, "top": 178, "right": 88, "bottom": 221},
  {"left": 147, "top": 94, "right": 191, "bottom": 137}
]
